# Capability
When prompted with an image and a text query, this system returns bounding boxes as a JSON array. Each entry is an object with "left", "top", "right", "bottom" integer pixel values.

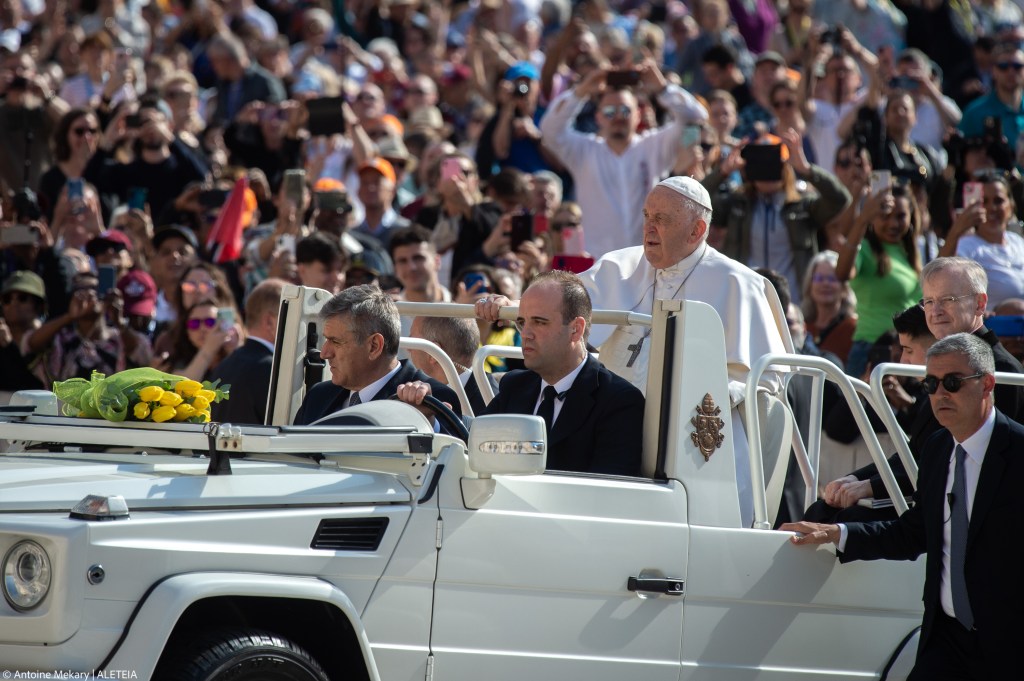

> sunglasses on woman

[
  {"left": 181, "top": 281, "right": 214, "bottom": 295},
  {"left": 186, "top": 317, "right": 218, "bottom": 330},
  {"left": 920, "top": 373, "right": 983, "bottom": 395}
]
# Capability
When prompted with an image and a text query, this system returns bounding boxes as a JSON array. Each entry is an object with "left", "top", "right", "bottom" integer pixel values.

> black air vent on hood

[{"left": 311, "top": 517, "right": 389, "bottom": 551}]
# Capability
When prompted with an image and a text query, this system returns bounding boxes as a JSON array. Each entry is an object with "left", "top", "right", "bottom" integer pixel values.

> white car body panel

[{"left": 0, "top": 290, "right": 926, "bottom": 680}]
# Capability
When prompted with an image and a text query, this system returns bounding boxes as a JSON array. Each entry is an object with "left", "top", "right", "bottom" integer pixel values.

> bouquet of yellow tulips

[{"left": 53, "top": 368, "right": 229, "bottom": 424}]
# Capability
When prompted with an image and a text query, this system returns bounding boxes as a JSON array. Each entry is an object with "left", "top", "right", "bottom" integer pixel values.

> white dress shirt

[
  {"left": 531, "top": 356, "right": 588, "bottom": 426},
  {"left": 349, "top": 363, "right": 403, "bottom": 408},
  {"left": 837, "top": 407, "right": 996, "bottom": 621}
]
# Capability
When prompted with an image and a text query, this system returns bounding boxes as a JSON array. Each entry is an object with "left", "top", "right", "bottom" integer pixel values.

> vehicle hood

[{"left": 0, "top": 453, "right": 411, "bottom": 512}]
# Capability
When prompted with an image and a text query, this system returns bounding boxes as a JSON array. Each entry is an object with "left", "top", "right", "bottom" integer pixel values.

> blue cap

[
  {"left": 446, "top": 30, "right": 466, "bottom": 49},
  {"left": 504, "top": 61, "right": 539, "bottom": 82}
]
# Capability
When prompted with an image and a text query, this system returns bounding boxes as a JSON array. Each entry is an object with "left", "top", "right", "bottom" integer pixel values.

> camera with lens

[{"left": 514, "top": 81, "right": 530, "bottom": 97}]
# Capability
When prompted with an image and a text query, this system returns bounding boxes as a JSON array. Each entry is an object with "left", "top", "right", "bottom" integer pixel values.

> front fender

[{"left": 101, "top": 572, "right": 381, "bottom": 681}]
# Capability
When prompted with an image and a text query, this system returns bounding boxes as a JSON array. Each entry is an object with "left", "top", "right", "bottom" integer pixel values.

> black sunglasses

[{"left": 921, "top": 373, "right": 984, "bottom": 395}]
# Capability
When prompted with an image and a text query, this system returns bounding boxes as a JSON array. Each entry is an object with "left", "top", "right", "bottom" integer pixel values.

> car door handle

[{"left": 628, "top": 576, "right": 685, "bottom": 595}]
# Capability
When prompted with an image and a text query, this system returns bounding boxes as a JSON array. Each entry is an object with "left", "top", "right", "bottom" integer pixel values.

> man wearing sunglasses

[
  {"left": 782, "top": 333, "right": 1024, "bottom": 679},
  {"left": 807, "top": 257, "right": 1024, "bottom": 520},
  {"left": 958, "top": 43, "right": 1024, "bottom": 153}
]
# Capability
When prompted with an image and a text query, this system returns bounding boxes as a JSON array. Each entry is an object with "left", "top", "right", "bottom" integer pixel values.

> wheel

[
  {"left": 156, "top": 629, "right": 330, "bottom": 681},
  {"left": 390, "top": 393, "right": 470, "bottom": 440}
]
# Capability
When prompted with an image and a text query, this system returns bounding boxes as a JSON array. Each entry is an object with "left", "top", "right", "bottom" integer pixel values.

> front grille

[{"left": 310, "top": 517, "right": 389, "bottom": 551}]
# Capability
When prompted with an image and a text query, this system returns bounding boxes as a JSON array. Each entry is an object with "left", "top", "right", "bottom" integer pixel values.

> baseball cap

[
  {"left": 152, "top": 225, "right": 199, "bottom": 251},
  {"left": 504, "top": 61, "right": 540, "bottom": 82},
  {"left": 117, "top": 270, "right": 157, "bottom": 316},
  {"left": 348, "top": 252, "right": 382, "bottom": 277},
  {"left": 755, "top": 51, "right": 787, "bottom": 68},
  {"left": 358, "top": 157, "right": 397, "bottom": 185},
  {"left": 656, "top": 176, "right": 712, "bottom": 211},
  {"left": 85, "top": 230, "right": 134, "bottom": 257},
  {"left": 1, "top": 270, "right": 46, "bottom": 301},
  {"left": 443, "top": 63, "right": 472, "bottom": 85},
  {"left": 377, "top": 134, "right": 410, "bottom": 162}
]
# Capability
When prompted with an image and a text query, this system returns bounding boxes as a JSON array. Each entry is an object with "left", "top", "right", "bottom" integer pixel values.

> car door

[{"left": 430, "top": 471, "right": 689, "bottom": 681}]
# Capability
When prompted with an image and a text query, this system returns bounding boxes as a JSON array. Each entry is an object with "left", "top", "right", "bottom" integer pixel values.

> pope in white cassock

[{"left": 579, "top": 176, "right": 790, "bottom": 526}]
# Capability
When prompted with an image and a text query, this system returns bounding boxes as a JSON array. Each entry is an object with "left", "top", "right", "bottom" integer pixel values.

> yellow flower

[
  {"left": 159, "top": 391, "right": 184, "bottom": 407},
  {"left": 190, "top": 395, "right": 211, "bottom": 411},
  {"left": 173, "top": 404, "right": 195, "bottom": 421},
  {"left": 133, "top": 403, "right": 151, "bottom": 420},
  {"left": 151, "top": 405, "right": 176, "bottom": 423},
  {"left": 174, "top": 379, "right": 203, "bottom": 397},
  {"left": 197, "top": 389, "right": 217, "bottom": 402},
  {"left": 139, "top": 385, "right": 165, "bottom": 402},
  {"left": 197, "top": 410, "right": 211, "bottom": 423}
]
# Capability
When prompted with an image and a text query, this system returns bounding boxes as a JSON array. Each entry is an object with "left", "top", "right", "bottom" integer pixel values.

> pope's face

[{"left": 642, "top": 186, "right": 700, "bottom": 269}]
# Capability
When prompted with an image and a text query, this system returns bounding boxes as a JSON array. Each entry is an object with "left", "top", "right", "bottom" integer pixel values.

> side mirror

[
  {"left": 463, "top": 415, "right": 547, "bottom": 509},
  {"left": 466, "top": 414, "right": 547, "bottom": 476}
]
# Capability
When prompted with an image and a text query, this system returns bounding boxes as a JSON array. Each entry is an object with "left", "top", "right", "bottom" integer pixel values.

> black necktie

[
  {"left": 349, "top": 391, "right": 362, "bottom": 407},
  {"left": 950, "top": 444, "right": 974, "bottom": 630},
  {"left": 536, "top": 385, "right": 558, "bottom": 436}
]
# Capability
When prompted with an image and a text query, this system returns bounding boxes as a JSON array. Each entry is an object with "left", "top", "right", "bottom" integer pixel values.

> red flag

[{"left": 206, "top": 177, "right": 249, "bottom": 264}]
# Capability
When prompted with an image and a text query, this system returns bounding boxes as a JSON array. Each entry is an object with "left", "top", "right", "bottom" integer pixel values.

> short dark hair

[
  {"left": 319, "top": 284, "right": 401, "bottom": 357},
  {"left": 892, "top": 304, "right": 932, "bottom": 340},
  {"left": 755, "top": 268, "right": 792, "bottom": 312},
  {"left": 528, "top": 270, "right": 592, "bottom": 341},
  {"left": 296, "top": 232, "right": 345, "bottom": 268},
  {"left": 487, "top": 167, "right": 530, "bottom": 203},
  {"left": 702, "top": 44, "right": 738, "bottom": 68},
  {"left": 388, "top": 225, "right": 435, "bottom": 258}
]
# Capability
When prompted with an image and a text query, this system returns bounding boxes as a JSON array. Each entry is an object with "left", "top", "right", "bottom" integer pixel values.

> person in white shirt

[
  {"left": 781, "top": 332, "right": 1024, "bottom": 679},
  {"left": 539, "top": 58, "right": 707, "bottom": 259}
]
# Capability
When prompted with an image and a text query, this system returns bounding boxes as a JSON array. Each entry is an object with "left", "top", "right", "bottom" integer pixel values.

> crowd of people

[
  {"left": 4, "top": 0, "right": 1024, "bottom": 673},
  {"left": 3, "top": 0, "right": 1024, "bottom": 401}
]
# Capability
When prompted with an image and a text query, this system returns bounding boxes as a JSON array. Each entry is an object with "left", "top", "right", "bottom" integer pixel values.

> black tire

[{"left": 156, "top": 629, "right": 331, "bottom": 681}]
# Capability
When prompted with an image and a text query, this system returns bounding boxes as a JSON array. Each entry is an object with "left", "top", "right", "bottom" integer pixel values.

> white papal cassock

[{"left": 580, "top": 242, "right": 790, "bottom": 526}]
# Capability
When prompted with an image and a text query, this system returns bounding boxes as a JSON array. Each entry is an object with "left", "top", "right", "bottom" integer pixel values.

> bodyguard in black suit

[
  {"left": 808, "top": 260, "right": 1024, "bottom": 520},
  {"left": 783, "top": 333, "right": 1024, "bottom": 679},
  {"left": 293, "top": 285, "right": 461, "bottom": 426},
  {"left": 399, "top": 270, "right": 644, "bottom": 476},
  {"left": 209, "top": 279, "right": 286, "bottom": 425}
]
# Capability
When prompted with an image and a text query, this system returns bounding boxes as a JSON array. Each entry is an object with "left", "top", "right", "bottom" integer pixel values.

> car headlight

[{"left": 3, "top": 540, "right": 51, "bottom": 611}]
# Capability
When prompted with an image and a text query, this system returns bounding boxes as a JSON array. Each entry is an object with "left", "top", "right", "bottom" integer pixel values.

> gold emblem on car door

[{"left": 690, "top": 393, "right": 724, "bottom": 461}]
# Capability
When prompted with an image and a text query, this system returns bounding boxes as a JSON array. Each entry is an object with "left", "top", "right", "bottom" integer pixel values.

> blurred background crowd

[{"left": 3, "top": 0, "right": 1024, "bottom": 423}]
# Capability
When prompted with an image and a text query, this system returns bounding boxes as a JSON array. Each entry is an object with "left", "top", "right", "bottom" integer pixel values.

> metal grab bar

[
  {"left": 394, "top": 301, "right": 652, "bottom": 329},
  {"left": 746, "top": 354, "right": 909, "bottom": 529},
  {"left": 399, "top": 337, "right": 474, "bottom": 416}
]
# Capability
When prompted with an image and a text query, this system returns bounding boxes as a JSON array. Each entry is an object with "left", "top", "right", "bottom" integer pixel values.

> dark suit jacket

[
  {"left": 294, "top": 360, "right": 461, "bottom": 426},
  {"left": 841, "top": 411, "right": 1024, "bottom": 674},
  {"left": 482, "top": 356, "right": 644, "bottom": 476},
  {"left": 463, "top": 371, "right": 499, "bottom": 416},
  {"left": 209, "top": 338, "right": 274, "bottom": 425}
]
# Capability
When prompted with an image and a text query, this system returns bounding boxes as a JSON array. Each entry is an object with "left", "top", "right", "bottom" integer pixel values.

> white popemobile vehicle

[{"left": 0, "top": 284, "right": 931, "bottom": 680}]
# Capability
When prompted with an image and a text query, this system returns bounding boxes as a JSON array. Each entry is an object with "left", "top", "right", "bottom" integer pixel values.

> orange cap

[
  {"left": 756, "top": 133, "right": 790, "bottom": 162},
  {"left": 314, "top": 177, "right": 347, "bottom": 192},
  {"left": 379, "top": 114, "right": 404, "bottom": 137},
  {"left": 358, "top": 157, "right": 397, "bottom": 184}
]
